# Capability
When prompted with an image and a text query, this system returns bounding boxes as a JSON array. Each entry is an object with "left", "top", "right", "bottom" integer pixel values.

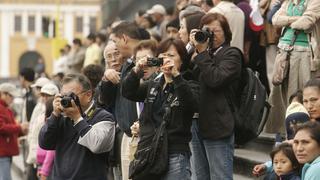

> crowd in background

[{"left": 1, "top": 0, "right": 320, "bottom": 180}]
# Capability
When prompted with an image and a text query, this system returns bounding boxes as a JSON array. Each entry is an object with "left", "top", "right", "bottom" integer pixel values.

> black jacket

[
  {"left": 98, "top": 60, "right": 138, "bottom": 136},
  {"left": 193, "top": 45, "right": 242, "bottom": 140},
  {"left": 39, "top": 106, "right": 115, "bottom": 180},
  {"left": 122, "top": 70, "right": 199, "bottom": 152}
]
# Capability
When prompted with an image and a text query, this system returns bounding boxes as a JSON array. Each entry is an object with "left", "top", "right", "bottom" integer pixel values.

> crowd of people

[{"left": 0, "top": 0, "right": 320, "bottom": 180}]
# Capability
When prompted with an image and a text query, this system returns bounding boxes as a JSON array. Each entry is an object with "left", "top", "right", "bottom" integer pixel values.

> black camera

[
  {"left": 146, "top": 57, "right": 163, "bottom": 67},
  {"left": 60, "top": 92, "right": 80, "bottom": 108},
  {"left": 195, "top": 28, "right": 213, "bottom": 43}
]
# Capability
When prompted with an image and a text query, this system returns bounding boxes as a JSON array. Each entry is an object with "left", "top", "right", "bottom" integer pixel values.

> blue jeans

[
  {"left": 190, "top": 120, "right": 210, "bottom": 180},
  {"left": 203, "top": 134, "right": 234, "bottom": 180},
  {"left": 0, "top": 157, "right": 12, "bottom": 180},
  {"left": 161, "top": 153, "right": 191, "bottom": 180}
]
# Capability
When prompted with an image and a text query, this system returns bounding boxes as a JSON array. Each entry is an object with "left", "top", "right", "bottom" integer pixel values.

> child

[{"left": 270, "top": 143, "right": 301, "bottom": 180}]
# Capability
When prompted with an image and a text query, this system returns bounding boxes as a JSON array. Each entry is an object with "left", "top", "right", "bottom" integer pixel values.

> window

[
  {"left": 89, "top": 17, "right": 97, "bottom": 33},
  {"left": 76, "top": 17, "right": 83, "bottom": 33},
  {"left": 42, "top": 17, "right": 50, "bottom": 37},
  {"left": 28, "top": 16, "right": 35, "bottom": 32},
  {"left": 14, "top": 15, "right": 22, "bottom": 32}
]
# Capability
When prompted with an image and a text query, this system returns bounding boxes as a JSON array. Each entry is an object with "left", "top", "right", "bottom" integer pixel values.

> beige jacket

[
  {"left": 273, "top": 0, "right": 320, "bottom": 71},
  {"left": 209, "top": 1, "right": 245, "bottom": 52}
]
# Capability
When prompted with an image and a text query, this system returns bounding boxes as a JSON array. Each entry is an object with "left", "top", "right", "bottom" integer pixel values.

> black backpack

[{"left": 224, "top": 47, "right": 271, "bottom": 145}]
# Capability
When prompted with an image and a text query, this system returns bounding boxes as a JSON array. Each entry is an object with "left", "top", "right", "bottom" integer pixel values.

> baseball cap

[
  {"left": 147, "top": 4, "right": 166, "bottom": 15},
  {"left": 40, "top": 83, "right": 59, "bottom": 96},
  {"left": 0, "top": 83, "right": 20, "bottom": 97},
  {"left": 31, "top": 77, "right": 51, "bottom": 88}
]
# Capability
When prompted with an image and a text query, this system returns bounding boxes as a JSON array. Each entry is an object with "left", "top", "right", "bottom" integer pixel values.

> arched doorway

[{"left": 18, "top": 51, "right": 44, "bottom": 73}]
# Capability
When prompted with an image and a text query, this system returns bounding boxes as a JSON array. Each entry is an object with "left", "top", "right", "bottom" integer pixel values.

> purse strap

[{"left": 285, "top": 30, "right": 300, "bottom": 52}]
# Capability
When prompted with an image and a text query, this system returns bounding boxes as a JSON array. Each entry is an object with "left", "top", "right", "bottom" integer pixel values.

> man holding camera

[{"left": 39, "top": 73, "right": 115, "bottom": 180}]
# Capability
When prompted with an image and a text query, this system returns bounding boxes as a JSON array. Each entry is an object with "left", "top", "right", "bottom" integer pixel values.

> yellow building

[{"left": 0, "top": 0, "right": 102, "bottom": 78}]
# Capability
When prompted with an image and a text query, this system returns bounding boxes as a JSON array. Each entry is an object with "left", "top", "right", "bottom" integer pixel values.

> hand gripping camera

[
  {"left": 195, "top": 27, "right": 214, "bottom": 43},
  {"left": 146, "top": 57, "right": 163, "bottom": 67}
]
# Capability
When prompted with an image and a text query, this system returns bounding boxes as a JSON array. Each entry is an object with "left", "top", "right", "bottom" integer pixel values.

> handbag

[
  {"left": 129, "top": 93, "right": 174, "bottom": 180},
  {"left": 272, "top": 30, "right": 299, "bottom": 86}
]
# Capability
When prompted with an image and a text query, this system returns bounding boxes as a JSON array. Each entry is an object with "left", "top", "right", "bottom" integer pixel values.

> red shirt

[{"left": 0, "top": 99, "right": 22, "bottom": 157}]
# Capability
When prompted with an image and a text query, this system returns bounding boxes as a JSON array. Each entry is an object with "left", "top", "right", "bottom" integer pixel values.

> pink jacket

[{"left": 36, "top": 146, "right": 55, "bottom": 177}]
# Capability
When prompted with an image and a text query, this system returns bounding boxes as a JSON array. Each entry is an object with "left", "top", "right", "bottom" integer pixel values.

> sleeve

[
  {"left": 121, "top": 69, "right": 149, "bottom": 102},
  {"left": 0, "top": 112, "right": 22, "bottom": 135},
  {"left": 173, "top": 75, "right": 200, "bottom": 112},
  {"left": 264, "top": 160, "right": 273, "bottom": 173},
  {"left": 193, "top": 49, "right": 242, "bottom": 89},
  {"left": 290, "top": 0, "right": 320, "bottom": 31},
  {"left": 39, "top": 150, "right": 55, "bottom": 177},
  {"left": 75, "top": 112, "right": 115, "bottom": 153},
  {"left": 267, "top": 2, "right": 282, "bottom": 24},
  {"left": 38, "top": 114, "right": 62, "bottom": 150},
  {"left": 272, "top": 1, "right": 291, "bottom": 27},
  {"left": 98, "top": 80, "right": 117, "bottom": 108}
]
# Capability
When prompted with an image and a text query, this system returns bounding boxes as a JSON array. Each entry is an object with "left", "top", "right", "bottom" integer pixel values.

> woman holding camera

[
  {"left": 189, "top": 13, "right": 242, "bottom": 180},
  {"left": 121, "top": 38, "right": 199, "bottom": 180}
]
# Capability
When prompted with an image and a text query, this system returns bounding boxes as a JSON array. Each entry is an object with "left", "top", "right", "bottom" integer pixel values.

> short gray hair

[{"left": 62, "top": 73, "right": 92, "bottom": 92}]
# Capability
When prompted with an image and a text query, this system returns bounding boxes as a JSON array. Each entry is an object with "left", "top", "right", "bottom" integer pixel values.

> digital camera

[
  {"left": 60, "top": 92, "right": 80, "bottom": 108},
  {"left": 195, "top": 28, "right": 214, "bottom": 43},
  {"left": 146, "top": 57, "right": 163, "bottom": 67}
]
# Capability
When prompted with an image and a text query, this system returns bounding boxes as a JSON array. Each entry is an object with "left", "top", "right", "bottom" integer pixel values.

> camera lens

[
  {"left": 60, "top": 97, "right": 72, "bottom": 108},
  {"left": 195, "top": 31, "right": 207, "bottom": 43}
]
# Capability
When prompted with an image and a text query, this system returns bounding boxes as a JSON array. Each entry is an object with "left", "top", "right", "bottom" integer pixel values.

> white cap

[
  {"left": 0, "top": 83, "right": 20, "bottom": 97},
  {"left": 147, "top": 4, "right": 166, "bottom": 15},
  {"left": 31, "top": 77, "right": 51, "bottom": 88},
  {"left": 40, "top": 83, "right": 59, "bottom": 96}
]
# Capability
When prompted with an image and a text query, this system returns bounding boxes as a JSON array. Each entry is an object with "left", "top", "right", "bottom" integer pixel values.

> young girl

[{"left": 270, "top": 143, "right": 301, "bottom": 180}]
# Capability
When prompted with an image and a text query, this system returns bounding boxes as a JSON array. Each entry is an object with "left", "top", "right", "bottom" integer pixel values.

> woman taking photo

[
  {"left": 293, "top": 121, "right": 320, "bottom": 179},
  {"left": 189, "top": 13, "right": 242, "bottom": 179},
  {"left": 121, "top": 38, "right": 199, "bottom": 180}
]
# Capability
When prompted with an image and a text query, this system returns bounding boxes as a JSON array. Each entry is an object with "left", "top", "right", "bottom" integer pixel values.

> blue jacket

[
  {"left": 280, "top": 172, "right": 301, "bottom": 180},
  {"left": 301, "top": 156, "right": 320, "bottom": 180}
]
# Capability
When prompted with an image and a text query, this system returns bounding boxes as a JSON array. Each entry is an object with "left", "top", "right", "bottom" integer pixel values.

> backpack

[{"left": 223, "top": 47, "right": 271, "bottom": 145}]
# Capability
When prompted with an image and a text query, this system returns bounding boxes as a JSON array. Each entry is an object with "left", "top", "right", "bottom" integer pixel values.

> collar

[
  {"left": 279, "top": 171, "right": 299, "bottom": 179},
  {"left": 84, "top": 101, "right": 95, "bottom": 117},
  {"left": 310, "top": 156, "right": 320, "bottom": 165}
]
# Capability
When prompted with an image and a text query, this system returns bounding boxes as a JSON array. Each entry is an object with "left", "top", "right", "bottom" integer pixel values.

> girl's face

[
  {"left": 273, "top": 151, "right": 294, "bottom": 176},
  {"left": 293, "top": 130, "right": 320, "bottom": 164},
  {"left": 179, "top": 18, "right": 189, "bottom": 45},
  {"left": 303, "top": 87, "right": 320, "bottom": 120}
]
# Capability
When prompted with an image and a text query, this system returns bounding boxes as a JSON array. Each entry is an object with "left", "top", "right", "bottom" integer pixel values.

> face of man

[
  {"left": 167, "top": 27, "right": 180, "bottom": 39},
  {"left": 61, "top": 81, "right": 92, "bottom": 111},
  {"left": 112, "top": 34, "right": 131, "bottom": 59},
  {"left": 104, "top": 42, "right": 124, "bottom": 72}
]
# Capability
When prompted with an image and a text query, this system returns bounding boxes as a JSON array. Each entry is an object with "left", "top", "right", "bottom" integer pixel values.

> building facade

[{"left": 0, "top": 0, "right": 101, "bottom": 78}]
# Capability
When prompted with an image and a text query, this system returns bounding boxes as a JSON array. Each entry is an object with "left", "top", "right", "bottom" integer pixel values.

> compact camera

[
  {"left": 146, "top": 57, "right": 163, "bottom": 67},
  {"left": 195, "top": 28, "right": 214, "bottom": 43},
  {"left": 60, "top": 92, "right": 80, "bottom": 108}
]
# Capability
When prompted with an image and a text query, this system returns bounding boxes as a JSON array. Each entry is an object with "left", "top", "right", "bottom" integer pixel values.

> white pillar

[
  {"left": 83, "top": 13, "right": 89, "bottom": 37},
  {"left": 35, "top": 11, "right": 42, "bottom": 37},
  {"left": 22, "top": 11, "right": 28, "bottom": 36},
  {"left": 1, "top": 11, "right": 10, "bottom": 78},
  {"left": 64, "top": 12, "right": 74, "bottom": 44},
  {"left": 8, "top": 12, "right": 14, "bottom": 36}
]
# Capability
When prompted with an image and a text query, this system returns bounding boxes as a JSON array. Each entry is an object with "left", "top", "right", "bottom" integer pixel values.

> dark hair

[
  {"left": 289, "top": 90, "right": 303, "bottom": 104},
  {"left": 81, "top": 65, "right": 104, "bottom": 89},
  {"left": 157, "top": 38, "right": 189, "bottom": 72},
  {"left": 62, "top": 73, "right": 92, "bottom": 92},
  {"left": 304, "top": 78, "right": 320, "bottom": 92},
  {"left": 137, "top": 10, "right": 146, "bottom": 17},
  {"left": 134, "top": 39, "right": 158, "bottom": 57},
  {"left": 96, "top": 33, "right": 107, "bottom": 42},
  {"left": 200, "top": 13, "right": 232, "bottom": 44},
  {"left": 112, "top": 21, "right": 149, "bottom": 40},
  {"left": 138, "top": 28, "right": 151, "bottom": 40},
  {"left": 19, "top": 67, "right": 35, "bottom": 82},
  {"left": 295, "top": 121, "right": 320, "bottom": 145},
  {"left": 184, "top": 12, "right": 205, "bottom": 34},
  {"left": 73, "top": 38, "right": 82, "bottom": 46},
  {"left": 205, "top": 0, "right": 214, "bottom": 7},
  {"left": 45, "top": 97, "right": 54, "bottom": 118},
  {"left": 166, "top": 17, "right": 180, "bottom": 30},
  {"left": 166, "top": 6, "right": 175, "bottom": 16},
  {"left": 270, "top": 143, "right": 301, "bottom": 173},
  {"left": 65, "top": 44, "right": 71, "bottom": 50},
  {"left": 87, "top": 33, "right": 96, "bottom": 42}
]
